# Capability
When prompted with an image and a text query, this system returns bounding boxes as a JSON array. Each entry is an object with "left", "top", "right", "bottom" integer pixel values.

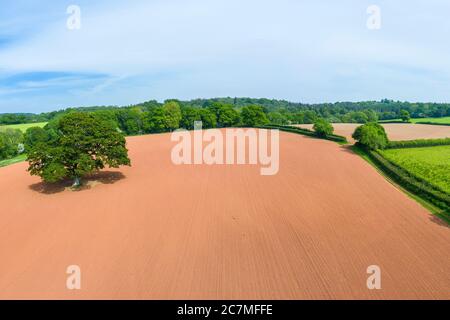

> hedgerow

[
  {"left": 387, "top": 138, "right": 450, "bottom": 149},
  {"left": 415, "top": 121, "right": 450, "bottom": 126},
  {"left": 364, "top": 148, "right": 450, "bottom": 214},
  {"left": 258, "top": 124, "right": 348, "bottom": 143}
]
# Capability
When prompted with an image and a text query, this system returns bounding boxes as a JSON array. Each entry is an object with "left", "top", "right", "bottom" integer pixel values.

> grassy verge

[
  {"left": 351, "top": 145, "right": 449, "bottom": 224},
  {"left": 259, "top": 124, "right": 348, "bottom": 144},
  {"left": 0, "top": 154, "right": 27, "bottom": 168}
]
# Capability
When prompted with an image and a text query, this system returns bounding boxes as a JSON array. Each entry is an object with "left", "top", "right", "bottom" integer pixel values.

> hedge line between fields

[
  {"left": 387, "top": 137, "right": 450, "bottom": 149},
  {"left": 258, "top": 124, "right": 348, "bottom": 143},
  {"left": 364, "top": 148, "right": 450, "bottom": 214},
  {"left": 415, "top": 121, "right": 450, "bottom": 126},
  {"left": 377, "top": 120, "right": 405, "bottom": 124}
]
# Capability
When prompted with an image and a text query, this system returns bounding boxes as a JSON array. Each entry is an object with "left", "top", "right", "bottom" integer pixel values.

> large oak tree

[{"left": 27, "top": 112, "right": 131, "bottom": 187}]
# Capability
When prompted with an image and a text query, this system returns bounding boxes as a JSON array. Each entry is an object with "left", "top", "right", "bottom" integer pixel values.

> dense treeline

[
  {"left": 1, "top": 97, "right": 449, "bottom": 163},
  {"left": 177, "top": 98, "right": 450, "bottom": 122},
  {"left": 0, "top": 102, "right": 269, "bottom": 161},
  {"left": 2, "top": 98, "right": 450, "bottom": 126},
  {"left": 44, "top": 101, "right": 270, "bottom": 136},
  {"left": 0, "top": 113, "right": 49, "bottom": 125}
]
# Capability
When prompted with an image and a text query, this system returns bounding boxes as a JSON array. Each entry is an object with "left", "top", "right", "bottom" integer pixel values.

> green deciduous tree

[
  {"left": 241, "top": 105, "right": 269, "bottom": 127},
  {"left": 400, "top": 109, "right": 411, "bottom": 122},
  {"left": 268, "top": 112, "right": 288, "bottom": 125},
  {"left": 352, "top": 122, "right": 389, "bottom": 150},
  {"left": 180, "top": 107, "right": 200, "bottom": 130},
  {"left": 0, "top": 128, "right": 23, "bottom": 160},
  {"left": 27, "top": 112, "right": 131, "bottom": 187},
  {"left": 208, "top": 102, "right": 241, "bottom": 128},
  {"left": 303, "top": 110, "right": 318, "bottom": 124},
  {"left": 199, "top": 108, "right": 217, "bottom": 129},
  {"left": 163, "top": 101, "right": 182, "bottom": 131},
  {"left": 143, "top": 107, "right": 167, "bottom": 133},
  {"left": 179, "top": 107, "right": 218, "bottom": 130},
  {"left": 23, "top": 126, "right": 50, "bottom": 151},
  {"left": 117, "top": 108, "right": 144, "bottom": 135},
  {"left": 313, "top": 118, "right": 334, "bottom": 137},
  {"left": 217, "top": 105, "right": 240, "bottom": 127}
]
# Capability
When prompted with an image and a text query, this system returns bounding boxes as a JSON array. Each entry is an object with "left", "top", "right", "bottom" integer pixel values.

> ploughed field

[
  {"left": 0, "top": 130, "right": 449, "bottom": 299},
  {"left": 380, "top": 146, "right": 450, "bottom": 194},
  {"left": 296, "top": 123, "right": 450, "bottom": 142}
]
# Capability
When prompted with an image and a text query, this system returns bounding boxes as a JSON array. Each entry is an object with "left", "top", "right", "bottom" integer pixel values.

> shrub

[
  {"left": 353, "top": 122, "right": 389, "bottom": 150},
  {"left": 400, "top": 109, "right": 411, "bottom": 122},
  {"left": 313, "top": 118, "right": 334, "bottom": 137}
]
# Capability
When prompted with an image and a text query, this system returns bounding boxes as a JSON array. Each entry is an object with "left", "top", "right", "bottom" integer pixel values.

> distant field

[
  {"left": 411, "top": 117, "right": 450, "bottom": 124},
  {"left": 380, "top": 146, "right": 450, "bottom": 194},
  {"left": 296, "top": 123, "right": 450, "bottom": 142},
  {"left": 0, "top": 122, "right": 47, "bottom": 132},
  {"left": 379, "top": 117, "right": 450, "bottom": 124}
]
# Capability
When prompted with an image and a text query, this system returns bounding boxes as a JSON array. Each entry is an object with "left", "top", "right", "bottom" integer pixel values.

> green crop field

[
  {"left": 380, "top": 146, "right": 450, "bottom": 194},
  {"left": 411, "top": 117, "right": 450, "bottom": 124},
  {"left": 0, "top": 122, "right": 47, "bottom": 132}
]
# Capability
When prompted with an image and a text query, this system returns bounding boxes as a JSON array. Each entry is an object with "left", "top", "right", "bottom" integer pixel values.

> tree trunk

[{"left": 72, "top": 176, "right": 81, "bottom": 188}]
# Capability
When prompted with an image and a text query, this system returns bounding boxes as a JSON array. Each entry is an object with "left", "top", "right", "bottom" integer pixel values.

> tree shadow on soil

[
  {"left": 429, "top": 214, "right": 450, "bottom": 229},
  {"left": 29, "top": 171, "right": 126, "bottom": 195},
  {"left": 339, "top": 144, "right": 357, "bottom": 154}
]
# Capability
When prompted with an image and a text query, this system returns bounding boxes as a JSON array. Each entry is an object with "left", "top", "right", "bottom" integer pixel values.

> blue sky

[{"left": 1, "top": 0, "right": 450, "bottom": 113}]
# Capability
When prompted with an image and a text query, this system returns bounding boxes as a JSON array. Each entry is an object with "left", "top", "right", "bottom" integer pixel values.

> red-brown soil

[
  {"left": 0, "top": 130, "right": 449, "bottom": 299},
  {"left": 296, "top": 123, "right": 450, "bottom": 142}
]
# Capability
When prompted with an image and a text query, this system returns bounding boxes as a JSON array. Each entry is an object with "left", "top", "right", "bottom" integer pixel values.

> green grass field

[
  {"left": 0, "top": 154, "right": 27, "bottom": 168},
  {"left": 411, "top": 117, "right": 450, "bottom": 124},
  {"left": 379, "top": 117, "right": 450, "bottom": 125},
  {"left": 380, "top": 146, "right": 450, "bottom": 194},
  {"left": 0, "top": 122, "right": 47, "bottom": 132}
]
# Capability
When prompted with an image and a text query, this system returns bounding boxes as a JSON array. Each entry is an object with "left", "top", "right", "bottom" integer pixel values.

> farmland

[
  {"left": 0, "top": 122, "right": 47, "bottom": 132},
  {"left": 380, "top": 117, "right": 450, "bottom": 125},
  {"left": 380, "top": 146, "right": 450, "bottom": 194},
  {"left": 296, "top": 123, "right": 450, "bottom": 142},
  {"left": 412, "top": 117, "right": 450, "bottom": 125},
  {"left": 0, "top": 130, "right": 449, "bottom": 299}
]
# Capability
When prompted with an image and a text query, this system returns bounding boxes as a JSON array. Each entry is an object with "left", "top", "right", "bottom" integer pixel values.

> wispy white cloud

[{"left": 1, "top": 0, "right": 450, "bottom": 112}]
